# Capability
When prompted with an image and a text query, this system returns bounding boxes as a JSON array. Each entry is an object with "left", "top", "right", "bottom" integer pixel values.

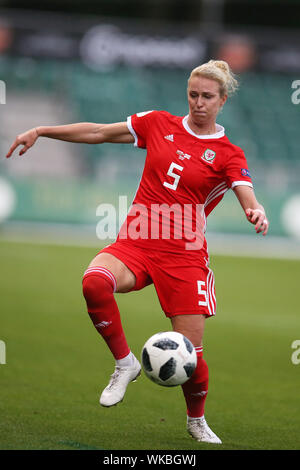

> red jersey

[{"left": 118, "top": 110, "right": 253, "bottom": 259}]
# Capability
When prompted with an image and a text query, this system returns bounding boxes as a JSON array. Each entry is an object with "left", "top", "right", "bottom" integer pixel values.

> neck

[{"left": 187, "top": 115, "right": 217, "bottom": 135}]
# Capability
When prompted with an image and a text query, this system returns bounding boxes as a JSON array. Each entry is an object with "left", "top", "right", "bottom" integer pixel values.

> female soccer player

[{"left": 6, "top": 60, "right": 269, "bottom": 444}]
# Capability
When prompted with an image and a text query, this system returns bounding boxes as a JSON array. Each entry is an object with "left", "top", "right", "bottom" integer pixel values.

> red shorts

[{"left": 100, "top": 240, "right": 216, "bottom": 318}]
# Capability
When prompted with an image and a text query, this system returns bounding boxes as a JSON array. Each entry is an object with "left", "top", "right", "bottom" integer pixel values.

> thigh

[
  {"left": 88, "top": 242, "right": 153, "bottom": 293},
  {"left": 88, "top": 252, "right": 136, "bottom": 293}
]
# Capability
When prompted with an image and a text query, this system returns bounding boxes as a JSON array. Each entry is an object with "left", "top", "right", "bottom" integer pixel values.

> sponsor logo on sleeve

[{"left": 241, "top": 168, "right": 251, "bottom": 177}]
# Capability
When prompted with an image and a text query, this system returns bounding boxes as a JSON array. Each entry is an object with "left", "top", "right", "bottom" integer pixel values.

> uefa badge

[{"left": 201, "top": 149, "right": 216, "bottom": 164}]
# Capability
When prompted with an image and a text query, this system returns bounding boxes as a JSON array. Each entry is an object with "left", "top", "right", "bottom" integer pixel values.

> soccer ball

[{"left": 141, "top": 331, "right": 197, "bottom": 387}]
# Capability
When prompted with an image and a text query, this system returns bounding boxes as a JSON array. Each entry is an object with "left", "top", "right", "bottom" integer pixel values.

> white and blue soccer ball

[{"left": 141, "top": 331, "right": 197, "bottom": 387}]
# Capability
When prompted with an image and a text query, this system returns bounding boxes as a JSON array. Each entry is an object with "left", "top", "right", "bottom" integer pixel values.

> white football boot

[
  {"left": 100, "top": 355, "right": 141, "bottom": 407},
  {"left": 187, "top": 416, "right": 222, "bottom": 444}
]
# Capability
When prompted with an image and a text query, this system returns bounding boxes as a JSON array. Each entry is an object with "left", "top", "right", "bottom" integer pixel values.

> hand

[
  {"left": 6, "top": 128, "right": 39, "bottom": 158},
  {"left": 245, "top": 208, "right": 269, "bottom": 236}
]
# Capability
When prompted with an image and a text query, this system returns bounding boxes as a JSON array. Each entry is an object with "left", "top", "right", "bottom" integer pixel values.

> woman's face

[{"left": 187, "top": 76, "right": 227, "bottom": 126}]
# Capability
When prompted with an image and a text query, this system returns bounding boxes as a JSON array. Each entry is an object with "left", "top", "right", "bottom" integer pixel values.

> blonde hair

[{"left": 188, "top": 60, "right": 238, "bottom": 97}]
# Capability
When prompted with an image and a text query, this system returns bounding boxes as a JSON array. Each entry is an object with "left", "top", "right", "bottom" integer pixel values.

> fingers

[
  {"left": 6, "top": 141, "right": 19, "bottom": 159},
  {"left": 245, "top": 208, "right": 269, "bottom": 236},
  {"left": 19, "top": 145, "right": 29, "bottom": 156},
  {"left": 6, "top": 142, "right": 29, "bottom": 158},
  {"left": 262, "top": 219, "right": 269, "bottom": 236},
  {"left": 256, "top": 217, "right": 269, "bottom": 236},
  {"left": 245, "top": 208, "right": 263, "bottom": 222},
  {"left": 6, "top": 131, "right": 35, "bottom": 158}
]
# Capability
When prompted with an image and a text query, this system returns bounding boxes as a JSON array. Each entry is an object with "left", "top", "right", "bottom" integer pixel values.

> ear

[{"left": 221, "top": 94, "right": 228, "bottom": 107}]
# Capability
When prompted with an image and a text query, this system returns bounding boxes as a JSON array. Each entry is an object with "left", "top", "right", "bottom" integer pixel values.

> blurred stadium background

[
  {"left": 0, "top": 0, "right": 300, "bottom": 255},
  {"left": 1, "top": 0, "right": 300, "bottom": 451}
]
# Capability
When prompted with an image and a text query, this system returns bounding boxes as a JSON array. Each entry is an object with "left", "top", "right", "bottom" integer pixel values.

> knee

[{"left": 82, "top": 273, "right": 113, "bottom": 307}]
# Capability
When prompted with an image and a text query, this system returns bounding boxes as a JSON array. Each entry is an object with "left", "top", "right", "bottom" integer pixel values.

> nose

[{"left": 196, "top": 96, "right": 204, "bottom": 108}]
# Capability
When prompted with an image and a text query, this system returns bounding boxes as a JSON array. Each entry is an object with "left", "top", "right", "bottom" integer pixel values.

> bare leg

[{"left": 170, "top": 314, "right": 206, "bottom": 347}]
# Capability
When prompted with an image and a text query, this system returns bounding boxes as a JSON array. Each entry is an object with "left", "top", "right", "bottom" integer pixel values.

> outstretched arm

[
  {"left": 233, "top": 185, "right": 269, "bottom": 236},
  {"left": 6, "top": 121, "right": 134, "bottom": 158}
]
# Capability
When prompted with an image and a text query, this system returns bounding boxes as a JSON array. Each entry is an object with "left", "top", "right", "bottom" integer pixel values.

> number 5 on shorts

[{"left": 197, "top": 280, "right": 208, "bottom": 306}]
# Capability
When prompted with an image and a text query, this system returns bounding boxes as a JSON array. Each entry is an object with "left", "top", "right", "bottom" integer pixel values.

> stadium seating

[{"left": 1, "top": 56, "right": 299, "bottom": 175}]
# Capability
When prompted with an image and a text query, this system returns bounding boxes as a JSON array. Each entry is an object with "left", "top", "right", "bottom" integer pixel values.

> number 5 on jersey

[{"left": 163, "top": 162, "right": 184, "bottom": 191}]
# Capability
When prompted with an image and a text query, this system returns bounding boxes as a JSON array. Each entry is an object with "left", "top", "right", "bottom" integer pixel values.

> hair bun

[{"left": 211, "top": 60, "right": 230, "bottom": 75}]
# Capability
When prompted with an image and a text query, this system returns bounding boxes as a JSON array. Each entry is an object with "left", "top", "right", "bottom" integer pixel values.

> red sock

[
  {"left": 181, "top": 347, "right": 209, "bottom": 418},
  {"left": 82, "top": 267, "right": 130, "bottom": 360}
]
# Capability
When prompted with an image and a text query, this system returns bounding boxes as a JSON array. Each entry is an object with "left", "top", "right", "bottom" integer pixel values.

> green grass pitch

[{"left": 0, "top": 240, "right": 299, "bottom": 450}]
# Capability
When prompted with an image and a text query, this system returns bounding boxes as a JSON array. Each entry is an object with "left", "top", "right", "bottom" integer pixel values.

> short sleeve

[
  {"left": 127, "top": 110, "right": 157, "bottom": 149},
  {"left": 224, "top": 151, "right": 253, "bottom": 189}
]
